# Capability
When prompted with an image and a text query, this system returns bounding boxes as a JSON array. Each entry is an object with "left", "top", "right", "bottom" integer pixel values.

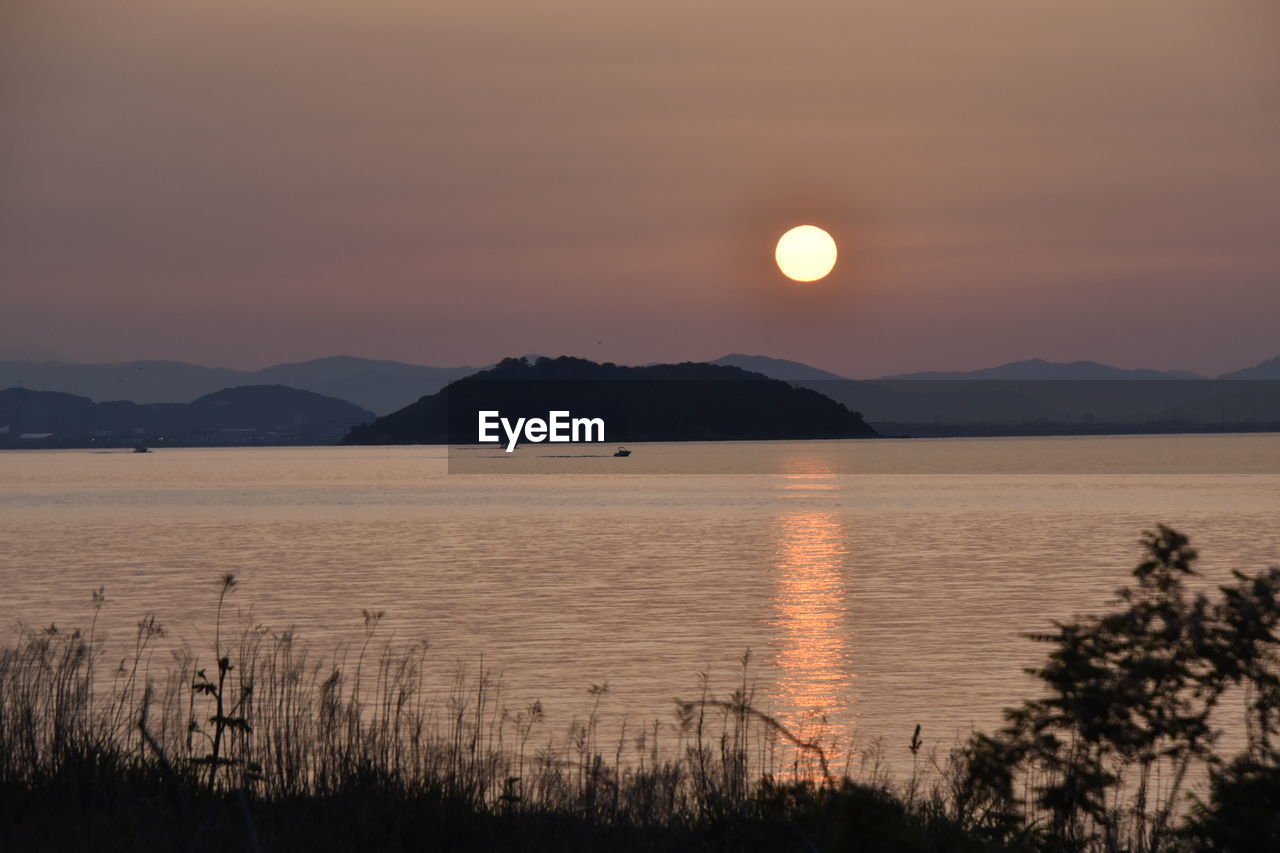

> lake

[{"left": 2, "top": 434, "right": 1279, "bottom": 775}]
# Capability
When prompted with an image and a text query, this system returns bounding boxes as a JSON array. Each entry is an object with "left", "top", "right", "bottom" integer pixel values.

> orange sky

[{"left": 2, "top": 0, "right": 1277, "bottom": 376}]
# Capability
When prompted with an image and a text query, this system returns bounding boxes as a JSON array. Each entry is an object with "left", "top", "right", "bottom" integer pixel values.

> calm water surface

[{"left": 3, "top": 435, "right": 1279, "bottom": 773}]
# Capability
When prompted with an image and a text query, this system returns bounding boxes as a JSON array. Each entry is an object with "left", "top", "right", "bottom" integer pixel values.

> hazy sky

[{"left": 3, "top": 0, "right": 1277, "bottom": 376}]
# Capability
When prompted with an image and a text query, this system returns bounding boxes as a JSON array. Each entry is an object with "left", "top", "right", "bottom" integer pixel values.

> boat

[
  {"left": 133, "top": 445, "right": 150, "bottom": 453},
  {"left": 613, "top": 447, "right": 631, "bottom": 457}
]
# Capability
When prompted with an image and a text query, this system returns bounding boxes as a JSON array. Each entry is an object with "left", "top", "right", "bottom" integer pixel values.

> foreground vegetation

[{"left": 2, "top": 527, "right": 1278, "bottom": 851}]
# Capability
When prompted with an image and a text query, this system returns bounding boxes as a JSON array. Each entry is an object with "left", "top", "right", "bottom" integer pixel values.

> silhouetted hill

[
  {"left": 711, "top": 354, "right": 848, "bottom": 381},
  {"left": 875, "top": 358, "right": 1204, "bottom": 381},
  {"left": 0, "top": 388, "right": 101, "bottom": 437},
  {"left": 1218, "top": 356, "right": 1280, "bottom": 380},
  {"left": 0, "top": 385, "right": 374, "bottom": 447},
  {"left": 0, "top": 357, "right": 477, "bottom": 414},
  {"left": 343, "top": 356, "right": 878, "bottom": 445},
  {"left": 182, "top": 386, "right": 374, "bottom": 433}
]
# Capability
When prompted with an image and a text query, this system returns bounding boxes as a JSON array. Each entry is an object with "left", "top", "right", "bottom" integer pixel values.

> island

[{"left": 341, "top": 356, "right": 879, "bottom": 445}]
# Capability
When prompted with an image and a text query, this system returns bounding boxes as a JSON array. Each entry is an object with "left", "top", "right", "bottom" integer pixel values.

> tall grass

[
  {"left": 1, "top": 577, "right": 1002, "bottom": 851},
  {"left": 0, "top": 611, "right": 828, "bottom": 802}
]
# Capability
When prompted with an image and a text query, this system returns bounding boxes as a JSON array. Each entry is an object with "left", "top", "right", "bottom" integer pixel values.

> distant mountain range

[
  {"left": 702, "top": 355, "right": 1280, "bottom": 434},
  {"left": 2, "top": 353, "right": 1276, "bottom": 417},
  {"left": 0, "top": 356, "right": 477, "bottom": 415},
  {"left": 3, "top": 353, "right": 1278, "bottom": 443},
  {"left": 0, "top": 385, "right": 374, "bottom": 447},
  {"left": 710, "top": 354, "right": 848, "bottom": 381},
  {"left": 873, "top": 358, "right": 1205, "bottom": 381},
  {"left": 805, "top": 379, "right": 1280, "bottom": 433},
  {"left": 1218, "top": 355, "right": 1280, "bottom": 381},
  {"left": 707, "top": 354, "right": 1280, "bottom": 382}
]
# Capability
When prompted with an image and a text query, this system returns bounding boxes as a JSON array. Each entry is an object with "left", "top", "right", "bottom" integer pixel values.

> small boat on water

[
  {"left": 613, "top": 447, "right": 631, "bottom": 457},
  {"left": 133, "top": 445, "right": 150, "bottom": 453}
]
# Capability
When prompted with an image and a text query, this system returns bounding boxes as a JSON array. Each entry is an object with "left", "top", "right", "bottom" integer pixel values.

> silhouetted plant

[
  {"left": 189, "top": 573, "right": 255, "bottom": 791},
  {"left": 962, "top": 525, "right": 1280, "bottom": 852},
  {"left": 1183, "top": 755, "right": 1280, "bottom": 851}
]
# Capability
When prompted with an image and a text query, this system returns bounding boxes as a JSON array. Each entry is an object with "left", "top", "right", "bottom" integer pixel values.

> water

[{"left": 2, "top": 435, "right": 1279, "bottom": 773}]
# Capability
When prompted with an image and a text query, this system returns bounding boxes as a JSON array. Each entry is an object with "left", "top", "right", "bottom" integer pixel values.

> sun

[{"left": 775, "top": 225, "right": 837, "bottom": 282}]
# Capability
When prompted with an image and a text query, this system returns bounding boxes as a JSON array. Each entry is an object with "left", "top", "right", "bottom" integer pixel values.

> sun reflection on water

[{"left": 770, "top": 507, "right": 856, "bottom": 756}]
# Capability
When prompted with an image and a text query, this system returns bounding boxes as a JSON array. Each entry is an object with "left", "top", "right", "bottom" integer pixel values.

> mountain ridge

[
  {"left": 873, "top": 358, "right": 1206, "bottom": 381},
  {"left": 0, "top": 356, "right": 478, "bottom": 415},
  {"left": 1218, "top": 356, "right": 1280, "bottom": 381},
  {"left": 0, "top": 385, "right": 374, "bottom": 447},
  {"left": 2, "top": 354, "right": 1276, "bottom": 422},
  {"left": 710, "top": 354, "right": 849, "bottom": 381}
]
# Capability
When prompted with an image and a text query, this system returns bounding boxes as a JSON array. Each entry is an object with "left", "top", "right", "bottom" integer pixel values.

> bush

[{"left": 962, "top": 526, "right": 1280, "bottom": 852}]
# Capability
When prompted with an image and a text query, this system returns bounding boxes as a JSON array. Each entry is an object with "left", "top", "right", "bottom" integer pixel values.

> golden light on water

[
  {"left": 770, "top": 509, "right": 855, "bottom": 756},
  {"left": 775, "top": 225, "right": 837, "bottom": 282}
]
